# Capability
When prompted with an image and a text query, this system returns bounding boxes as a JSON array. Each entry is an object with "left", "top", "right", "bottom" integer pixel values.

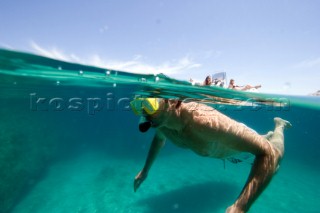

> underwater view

[{"left": 0, "top": 49, "right": 320, "bottom": 213}]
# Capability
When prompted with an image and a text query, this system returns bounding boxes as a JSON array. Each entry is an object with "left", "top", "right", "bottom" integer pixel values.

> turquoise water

[{"left": 0, "top": 49, "right": 319, "bottom": 213}]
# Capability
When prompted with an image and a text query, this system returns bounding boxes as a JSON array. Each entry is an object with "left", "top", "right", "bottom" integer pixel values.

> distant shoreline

[{"left": 310, "top": 90, "right": 320, "bottom": 96}]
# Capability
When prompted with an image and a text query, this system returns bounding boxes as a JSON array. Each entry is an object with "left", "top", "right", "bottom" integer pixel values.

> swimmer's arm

[
  {"left": 140, "top": 130, "right": 166, "bottom": 173},
  {"left": 134, "top": 130, "right": 166, "bottom": 192}
]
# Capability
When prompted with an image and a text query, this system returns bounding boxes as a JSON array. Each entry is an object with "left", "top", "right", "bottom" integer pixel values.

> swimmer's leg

[
  {"left": 262, "top": 131, "right": 273, "bottom": 140},
  {"left": 227, "top": 117, "right": 291, "bottom": 213},
  {"left": 268, "top": 117, "right": 292, "bottom": 157},
  {"left": 134, "top": 131, "right": 165, "bottom": 192},
  {"left": 227, "top": 145, "right": 277, "bottom": 213}
]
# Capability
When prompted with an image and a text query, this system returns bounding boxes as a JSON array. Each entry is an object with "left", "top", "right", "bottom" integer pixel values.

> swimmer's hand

[
  {"left": 226, "top": 204, "right": 244, "bottom": 213},
  {"left": 134, "top": 171, "right": 147, "bottom": 192}
]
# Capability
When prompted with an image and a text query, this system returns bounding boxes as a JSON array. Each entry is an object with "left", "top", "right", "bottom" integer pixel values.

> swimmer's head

[
  {"left": 130, "top": 97, "right": 162, "bottom": 133},
  {"left": 130, "top": 98, "right": 160, "bottom": 116}
]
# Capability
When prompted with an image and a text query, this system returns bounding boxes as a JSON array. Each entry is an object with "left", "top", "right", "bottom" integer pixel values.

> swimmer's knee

[
  {"left": 268, "top": 145, "right": 283, "bottom": 166},
  {"left": 263, "top": 131, "right": 274, "bottom": 140},
  {"left": 259, "top": 142, "right": 281, "bottom": 161}
]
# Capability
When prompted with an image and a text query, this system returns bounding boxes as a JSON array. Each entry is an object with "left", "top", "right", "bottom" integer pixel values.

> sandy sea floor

[{"left": 13, "top": 148, "right": 320, "bottom": 213}]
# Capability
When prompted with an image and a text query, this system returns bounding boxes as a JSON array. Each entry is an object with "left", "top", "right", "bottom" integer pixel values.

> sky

[{"left": 0, "top": 0, "right": 319, "bottom": 95}]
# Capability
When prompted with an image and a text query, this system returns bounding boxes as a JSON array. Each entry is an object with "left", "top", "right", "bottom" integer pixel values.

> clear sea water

[{"left": 0, "top": 49, "right": 319, "bottom": 213}]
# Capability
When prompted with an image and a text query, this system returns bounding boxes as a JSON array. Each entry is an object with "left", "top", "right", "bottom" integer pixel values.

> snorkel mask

[
  {"left": 130, "top": 98, "right": 160, "bottom": 132},
  {"left": 130, "top": 98, "right": 160, "bottom": 116}
]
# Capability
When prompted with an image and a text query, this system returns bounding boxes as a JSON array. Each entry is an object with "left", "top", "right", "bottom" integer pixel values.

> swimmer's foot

[{"left": 274, "top": 117, "right": 292, "bottom": 129}]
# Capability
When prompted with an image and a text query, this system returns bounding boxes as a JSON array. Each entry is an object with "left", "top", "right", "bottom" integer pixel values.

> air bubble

[
  {"left": 79, "top": 70, "right": 83, "bottom": 75},
  {"left": 56, "top": 81, "right": 60, "bottom": 85},
  {"left": 113, "top": 83, "right": 117, "bottom": 87}
]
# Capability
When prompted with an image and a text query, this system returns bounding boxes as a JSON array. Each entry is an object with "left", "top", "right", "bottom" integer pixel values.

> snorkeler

[{"left": 130, "top": 98, "right": 291, "bottom": 213}]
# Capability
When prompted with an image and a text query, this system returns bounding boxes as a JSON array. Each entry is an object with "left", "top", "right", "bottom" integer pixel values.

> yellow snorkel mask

[{"left": 130, "top": 98, "right": 160, "bottom": 116}]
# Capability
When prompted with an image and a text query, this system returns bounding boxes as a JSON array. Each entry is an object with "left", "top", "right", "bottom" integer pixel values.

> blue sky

[{"left": 1, "top": 0, "right": 319, "bottom": 95}]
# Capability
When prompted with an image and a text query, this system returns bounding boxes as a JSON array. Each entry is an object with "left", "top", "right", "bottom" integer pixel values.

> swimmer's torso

[
  {"left": 159, "top": 126, "right": 240, "bottom": 158},
  {"left": 153, "top": 101, "right": 265, "bottom": 158}
]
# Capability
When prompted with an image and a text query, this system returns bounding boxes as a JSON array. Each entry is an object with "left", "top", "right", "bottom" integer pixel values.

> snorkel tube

[{"left": 138, "top": 117, "right": 152, "bottom": 133}]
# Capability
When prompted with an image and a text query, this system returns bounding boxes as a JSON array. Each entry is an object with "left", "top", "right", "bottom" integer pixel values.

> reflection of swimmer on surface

[
  {"left": 130, "top": 98, "right": 291, "bottom": 213},
  {"left": 228, "top": 79, "right": 261, "bottom": 91}
]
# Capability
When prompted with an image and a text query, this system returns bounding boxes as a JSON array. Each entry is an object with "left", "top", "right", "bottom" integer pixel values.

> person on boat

[
  {"left": 204, "top": 75, "right": 224, "bottom": 87},
  {"left": 130, "top": 98, "right": 291, "bottom": 213},
  {"left": 203, "top": 75, "right": 212, "bottom": 86},
  {"left": 228, "top": 79, "right": 261, "bottom": 91}
]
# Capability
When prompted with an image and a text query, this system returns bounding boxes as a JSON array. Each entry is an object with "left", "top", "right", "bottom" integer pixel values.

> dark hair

[{"left": 204, "top": 76, "right": 211, "bottom": 85}]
